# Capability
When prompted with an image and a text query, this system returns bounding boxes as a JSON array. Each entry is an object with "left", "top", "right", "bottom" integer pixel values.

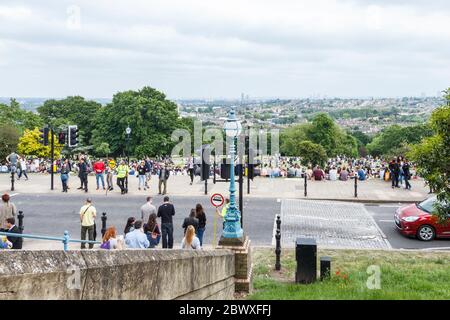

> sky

[{"left": 0, "top": 0, "right": 449, "bottom": 99}]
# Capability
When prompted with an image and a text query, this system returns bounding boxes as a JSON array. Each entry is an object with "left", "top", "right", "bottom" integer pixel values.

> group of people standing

[{"left": 78, "top": 196, "right": 208, "bottom": 251}]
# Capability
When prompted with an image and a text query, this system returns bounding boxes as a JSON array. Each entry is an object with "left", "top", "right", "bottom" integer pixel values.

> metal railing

[{"left": 0, "top": 230, "right": 101, "bottom": 251}]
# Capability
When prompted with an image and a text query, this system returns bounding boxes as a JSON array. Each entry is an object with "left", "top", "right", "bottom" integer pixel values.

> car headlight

[{"left": 402, "top": 216, "right": 419, "bottom": 222}]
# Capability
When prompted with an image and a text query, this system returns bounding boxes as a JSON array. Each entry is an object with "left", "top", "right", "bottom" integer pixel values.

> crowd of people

[
  {"left": 256, "top": 155, "right": 418, "bottom": 190},
  {"left": 0, "top": 192, "right": 226, "bottom": 251}
]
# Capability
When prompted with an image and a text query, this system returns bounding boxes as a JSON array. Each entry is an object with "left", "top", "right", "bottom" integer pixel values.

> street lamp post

[
  {"left": 125, "top": 126, "right": 131, "bottom": 164},
  {"left": 220, "top": 107, "right": 244, "bottom": 242}
]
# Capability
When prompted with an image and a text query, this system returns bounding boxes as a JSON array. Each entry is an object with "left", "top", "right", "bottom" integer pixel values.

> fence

[{"left": 0, "top": 231, "right": 101, "bottom": 251}]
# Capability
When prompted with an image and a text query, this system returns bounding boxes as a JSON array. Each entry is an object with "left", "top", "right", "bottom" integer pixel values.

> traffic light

[
  {"left": 220, "top": 158, "right": 230, "bottom": 179},
  {"left": 68, "top": 125, "right": 79, "bottom": 147},
  {"left": 58, "top": 130, "right": 67, "bottom": 145},
  {"left": 39, "top": 127, "right": 49, "bottom": 146},
  {"left": 201, "top": 145, "right": 210, "bottom": 181},
  {"left": 248, "top": 148, "right": 256, "bottom": 180}
]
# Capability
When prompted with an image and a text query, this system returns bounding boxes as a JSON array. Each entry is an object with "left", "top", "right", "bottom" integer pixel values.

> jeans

[
  {"left": 161, "top": 223, "right": 173, "bottom": 249},
  {"left": 18, "top": 169, "right": 28, "bottom": 179},
  {"left": 391, "top": 172, "right": 399, "bottom": 188},
  {"left": 197, "top": 227, "right": 205, "bottom": 246},
  {"left": 96, "top": 173, "right": 105, "bottom": 189},
  {"left": 80, "top": 174, "right": 88, "bottom": 191},
  {"left": 159, "top": 179, "right": 167, "bottom": 194},
  {"left": 61, "top": 174, "right": 68, "bottom": 191},
  {"left": 138, "top": 175, "right": 146, "bottom": 189},
  {"left": 404, "top": 176, "right": 411, "bottom": 190},
  {"left": 117, "top": 177, "right": 126, "bottom": 193},
  {"left": 81, "top": 225, "right": 94, "bottom": 249}
]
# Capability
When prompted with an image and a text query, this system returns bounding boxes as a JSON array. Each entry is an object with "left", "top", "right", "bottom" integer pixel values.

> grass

[{"left": 247, "top": 248, "right": 450, "bottom": 300}]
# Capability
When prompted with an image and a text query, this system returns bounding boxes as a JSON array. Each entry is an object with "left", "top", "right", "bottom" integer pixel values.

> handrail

[{"left": 0, "top": 230, "right": 101, "bottom": 251}]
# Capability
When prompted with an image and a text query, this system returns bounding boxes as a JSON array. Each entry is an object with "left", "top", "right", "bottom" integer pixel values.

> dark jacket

[
  {"left": 78, "top": 162, "right": 88, "bottom": 177},
  {"left": 196, "top": 211, "right": 207, "bottom": 229},
  {"left": 402, "top": 163, "right": 411, "bottom": 178},
  {"left": 159, "top": 168, "right": 170, "bottom": 180},
  {"left": 182, "top": 217, "right": 199, "bottom": 234},
  {"left": 157, "top": 203, "right": 175, "bottom": 224},
  {"left": 6, "top": 225, "right": 22, "bottom": 249}
]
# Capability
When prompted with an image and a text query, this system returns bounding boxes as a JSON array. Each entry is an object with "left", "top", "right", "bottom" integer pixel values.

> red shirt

[
  {"left": 93, "top": 161, "right": 105, "bottom": 174},
  {"left": 313, "top": 169, "right": 324, "bottom": 181}
]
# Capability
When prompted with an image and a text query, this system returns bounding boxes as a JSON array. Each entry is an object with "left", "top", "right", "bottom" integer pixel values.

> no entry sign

[{"left": 210, "top": 193, "right": 225, "bottom": 207}]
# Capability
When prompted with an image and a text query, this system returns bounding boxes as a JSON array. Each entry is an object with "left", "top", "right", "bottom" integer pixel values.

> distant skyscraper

[{"left": 241, "top": 93, "right": 245, "bottom": 104}]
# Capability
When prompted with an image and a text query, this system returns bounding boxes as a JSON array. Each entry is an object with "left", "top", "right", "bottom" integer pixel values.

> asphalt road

[
  {"left": 365, "top": 204, "right": 450, "bottom": 250},
  {"left": 8, "top": 193, "right": 449, "bottom": 250},
  {"left": 10, "top": 193, "right": 279, "bottom": 248}
]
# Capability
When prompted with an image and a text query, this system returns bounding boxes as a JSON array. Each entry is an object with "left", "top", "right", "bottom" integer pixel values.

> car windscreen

[{"left": 417, "top": 196, "right": 436, "bottom": 213}]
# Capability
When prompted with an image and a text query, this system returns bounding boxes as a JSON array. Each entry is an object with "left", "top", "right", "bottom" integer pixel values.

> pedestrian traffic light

[
  {"left": 220, "top": 158, "right": 230, "bottom": 179},
  {"left": 68, "top": 125, "right": 79, "bottom": 147},
  {"left": 201, "top": 145, "right": 210, "bottom": 181},
  {"left": 248, "top": 148, "right": 255, "bottom": 180},
  {"left": 39, "top": 127, "right": 49, "bottom": 146},
  {"left": 58, "top": 130, "right": 67, "bottom": 145}
]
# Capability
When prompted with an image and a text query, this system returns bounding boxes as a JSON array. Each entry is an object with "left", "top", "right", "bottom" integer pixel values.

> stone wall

[{"left": 0, "top": 249, "right": 235, "bottom": 300}]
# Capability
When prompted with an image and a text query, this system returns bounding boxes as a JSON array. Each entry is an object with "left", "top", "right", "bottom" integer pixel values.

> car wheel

[{"left": 417, "top": 225, "right": 435, "bottom": 241}]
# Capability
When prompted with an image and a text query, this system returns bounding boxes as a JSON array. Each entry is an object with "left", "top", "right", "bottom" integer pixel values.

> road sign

[{"left": 210, "top": 193, "right": 224, "bottom": 208}]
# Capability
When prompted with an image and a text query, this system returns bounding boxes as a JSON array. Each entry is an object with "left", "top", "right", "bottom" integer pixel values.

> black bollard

[
  {"left": 354, "top": 175, "right": 358, "bottom": 198},
  {"left": 10, "top": 169, "right": 15, "bottom": 192},
  {"left": 295, "top": 237, "right": 317, "bottom": 284},
  {"left": 18, "top": 210, "right": 24, "bottom": 233},
  {"left": 101, "top": 212, "right": 107, "bottom": 237},
  {"left": 275, "top": 215, "right": 281, "bottom": 271},
  {"left": 304, "top": 174, "right": 307, "bottom": 197},
  {"left": 320, "top": 256, "right": 331, "bottom": 281}
]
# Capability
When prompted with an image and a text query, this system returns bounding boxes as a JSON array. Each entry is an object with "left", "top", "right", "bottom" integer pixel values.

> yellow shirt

[{"left": 80, "top": 205, "right": 96, "bottom": 227}]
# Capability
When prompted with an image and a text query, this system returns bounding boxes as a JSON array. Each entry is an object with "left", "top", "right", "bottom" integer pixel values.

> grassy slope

[{"left": 248, "top": 248, "right": 450, "bottom": 300}]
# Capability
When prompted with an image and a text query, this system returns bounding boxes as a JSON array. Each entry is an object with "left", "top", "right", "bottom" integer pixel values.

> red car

[{"left": 394, "top": 196, "right": 450, "bottom": 241}]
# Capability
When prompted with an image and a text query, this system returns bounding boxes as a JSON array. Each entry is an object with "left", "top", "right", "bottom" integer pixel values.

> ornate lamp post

[
  {"left": 220, "top": 107, "right": 244, "bottom": 241},
  {"left": 125, "top": 126, "right": 131, "bottom": 164}
]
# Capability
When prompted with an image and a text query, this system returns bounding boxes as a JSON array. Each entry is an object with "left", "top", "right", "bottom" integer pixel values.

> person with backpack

[
  {"left": 144, "top": 213, "right": 161, "bottom": 248},
  {"left": 60, "top": 159, "right": 71, "bottom": 193},
  {"left": 79, "top": 198, "right": 96, "bottom": 249},
  {"left": 181, "top": 225, "right": 201, "bottom": 250}
]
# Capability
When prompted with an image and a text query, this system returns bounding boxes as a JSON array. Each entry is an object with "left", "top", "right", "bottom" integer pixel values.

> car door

[{"left": 440, "top": 214, "right": 450, "bottom": 238}]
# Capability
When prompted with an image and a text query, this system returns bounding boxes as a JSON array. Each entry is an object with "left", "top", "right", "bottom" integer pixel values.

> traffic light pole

[
  {"left": 51, "top": 128, "right": 54, "bottom": 190},
  {"left": 239, "top": 150, "right": 243, "bottom": 227}
]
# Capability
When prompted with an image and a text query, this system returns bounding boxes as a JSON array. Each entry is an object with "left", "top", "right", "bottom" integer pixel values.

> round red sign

[{"left": 210, "top": 193, "right": 225, "bottom": 207}]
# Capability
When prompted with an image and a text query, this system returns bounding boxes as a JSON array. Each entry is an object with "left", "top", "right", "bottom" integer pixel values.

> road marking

[
  {"left": 378, "top": 219, "right": 394, "bottom": 222},
  {"left": 9, "top": 193, "right": 20, "bottom": 197},
  {"left": 420, "top": 247, "right": 450, "bottom": 251}
]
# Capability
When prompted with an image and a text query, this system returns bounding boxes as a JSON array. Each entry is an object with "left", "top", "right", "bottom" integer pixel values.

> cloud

[{"left": 0, "top": 0, "right": 449, "bottom": 98}]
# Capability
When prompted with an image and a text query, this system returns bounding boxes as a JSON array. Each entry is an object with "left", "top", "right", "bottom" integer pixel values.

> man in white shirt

[{"left": 140, "top": 196, "right": 156, "bottom": 221}]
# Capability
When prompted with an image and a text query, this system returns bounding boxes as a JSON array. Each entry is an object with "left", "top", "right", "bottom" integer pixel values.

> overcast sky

[{"left": 0, "top": 0, "right": 449, "bottom": 99}]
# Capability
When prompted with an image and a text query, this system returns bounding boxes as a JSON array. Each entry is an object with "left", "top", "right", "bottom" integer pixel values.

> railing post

[
  {"left": 63, "top": 230, "right": 69, "bottom": 251},
  {"left": 11, "top": 167, "right": 15, "bottom": 191},
  {"left": 354, "top": 175, "right": 358, "bottom": 198},
  {"left": 101, "top": 212, "right": 107, "bottom": 237},
  {"left": 304, "top": 173, "right": 307, "bottom": 197},
  {"left": 18, "top": 210, "right": 24, "bottom": 233},
  {"left": 275, "top": 215, "right": 281, "bottom": 271}
]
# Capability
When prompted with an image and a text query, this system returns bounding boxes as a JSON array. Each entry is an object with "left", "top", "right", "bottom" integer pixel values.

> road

[{"left": 8, "top": 193, "right": 449, "bottom": 250}]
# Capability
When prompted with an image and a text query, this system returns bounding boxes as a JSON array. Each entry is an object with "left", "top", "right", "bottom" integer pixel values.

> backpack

[{"left": 100, "top": 240, "right": 110, "bottom": 249}]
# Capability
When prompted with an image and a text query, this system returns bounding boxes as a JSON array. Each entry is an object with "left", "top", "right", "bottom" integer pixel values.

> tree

[
  {"left": 280, "top": 123, "right": 311, "bottom": 155},
  {"left": 307, "top": 113, "right": 338, "bottom": 156},
  {"left": 91, "top": 86, "right": 184, "bottom": 157},
  {"left": 297, "top": 140, "right": 327, "bottom": 168},
  {"left": 0, "top": 124, "right": 20, "bottom": 161},
  {"left": 367, "top": 124, "right": 433, "bottom": 157},
  {"left": 0, "top": 99, "right": 43, "bottom": 133},
  {"left": 17, "top": 128, "right": 62, "bottom": 158},
  {"left": 409, "top": 89, "right": 450, "bottom": 222},
  {"left": 37, "top": 96, "right": 102, "bottom": 146},
  {"left": 94, "top": 142, "right": 111, "bottom": 158}
]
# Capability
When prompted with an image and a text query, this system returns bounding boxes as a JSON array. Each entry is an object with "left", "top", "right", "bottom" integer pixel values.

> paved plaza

[{"left": 0, "top": 173, "right": 430, "bottom": 202}]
